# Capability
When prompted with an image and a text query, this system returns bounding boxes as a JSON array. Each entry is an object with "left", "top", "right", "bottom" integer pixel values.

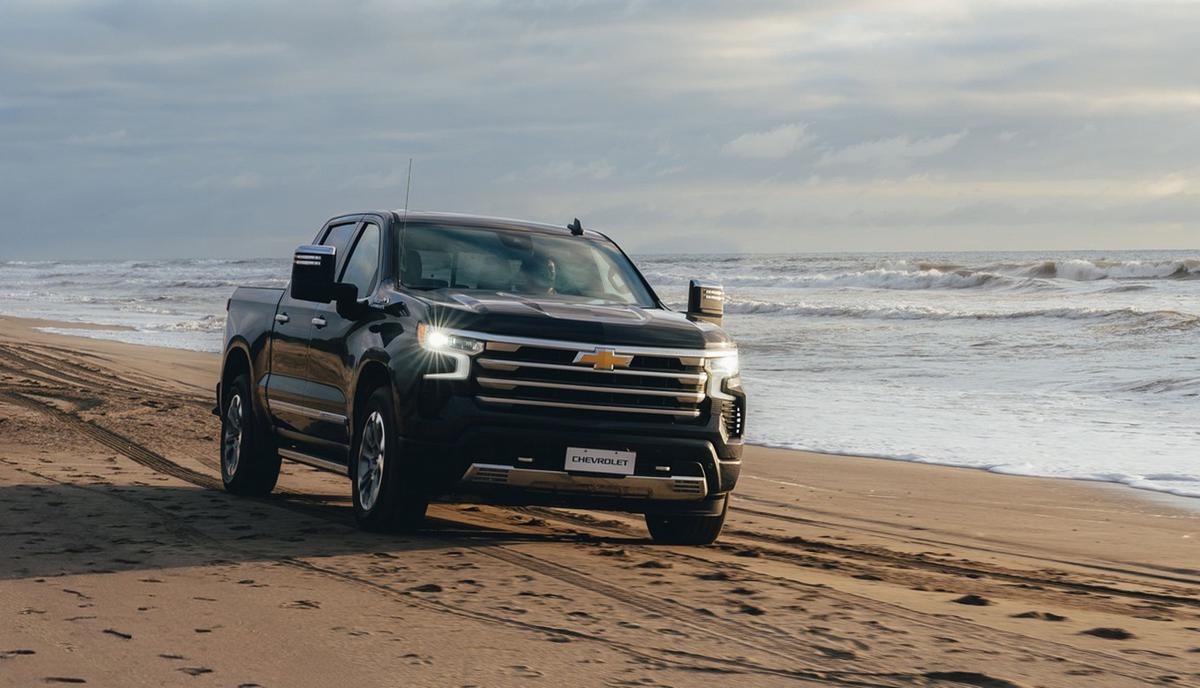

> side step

[{"left": 279, "top": 448, "right": 349, "bottom": 475}]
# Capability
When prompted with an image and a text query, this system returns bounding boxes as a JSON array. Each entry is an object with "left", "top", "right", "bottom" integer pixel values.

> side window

[
  {"left": 339, "top": 223, "right": 380, "bottom": 296},
  {"left": 320, "top": 222, "right": 359, "bottom": 274}
]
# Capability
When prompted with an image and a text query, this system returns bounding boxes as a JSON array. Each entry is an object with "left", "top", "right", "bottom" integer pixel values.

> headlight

[
  {"left": 705, "top": 351, "right": 739, "bottom": 400},
  {"left": 418, "top": 323, "right": 484, "bottom": 355},
  {"left": 706, "top": 352, "right": 739, "bottom": 376},
  {"left": 418, "top": 323, "right": 483, "bottom": 380}
]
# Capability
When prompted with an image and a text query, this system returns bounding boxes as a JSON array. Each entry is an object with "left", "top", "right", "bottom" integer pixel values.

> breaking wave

[
  {"left": 724, "top": 300, "right": 1200, "bottom": 330},
  {"left": 645, "top": 268, "right": 1050, "bottom": 291},
  {"left": 1016, "top": 258, "right": 1200, "bottom": 281},
  {"left": 646, "top": 257, "right": 1200, "bottom": 291}
]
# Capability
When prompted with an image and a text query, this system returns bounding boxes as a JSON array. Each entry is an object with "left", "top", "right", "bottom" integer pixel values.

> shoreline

[
  {"left": 10, "top": 314, "right": 1200, "bottom": 508},
  {"left": 754, "top": 441, "right": 1200, "bottom": 508}
]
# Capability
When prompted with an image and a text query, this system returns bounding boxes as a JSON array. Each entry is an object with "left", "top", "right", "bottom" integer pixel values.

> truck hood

[{"left": 409, "top": 290, "right": 732, "bottom": 350}]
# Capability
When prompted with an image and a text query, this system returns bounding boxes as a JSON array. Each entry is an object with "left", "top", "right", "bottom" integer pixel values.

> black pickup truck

[{"left": 217, "top": 211, "right": 745, "bottom": 544}]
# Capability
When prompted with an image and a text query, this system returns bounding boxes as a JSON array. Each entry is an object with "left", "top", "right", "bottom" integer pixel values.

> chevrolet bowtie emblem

[{"left": 573, "top": 348, "right": 634, "bottom": 371}]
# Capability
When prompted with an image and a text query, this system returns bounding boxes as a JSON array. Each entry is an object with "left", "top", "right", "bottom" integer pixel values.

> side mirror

[
  {"left": 686, "top": 280, "right": 725, "bottom": 325},
  {"left": 291, "top": 245, "right": 336, "bottom": 303}
]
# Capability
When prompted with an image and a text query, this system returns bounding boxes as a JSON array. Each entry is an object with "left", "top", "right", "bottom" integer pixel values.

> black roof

[{"left": 384, "top": 210, "right": 604, "bottom": 239}]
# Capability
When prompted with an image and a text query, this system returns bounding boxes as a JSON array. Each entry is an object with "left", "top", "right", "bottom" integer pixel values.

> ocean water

[{"left": 2, "top": 251, "right": 1197, "bottom": 498}]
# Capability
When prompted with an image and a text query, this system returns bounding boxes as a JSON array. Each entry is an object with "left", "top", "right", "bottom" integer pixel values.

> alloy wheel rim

[
  {"left": 357, "top": 411, "right": 386, "bottom": 511},
  {"left": 222, "top": 394, "right": 243, "bottom": 477}
]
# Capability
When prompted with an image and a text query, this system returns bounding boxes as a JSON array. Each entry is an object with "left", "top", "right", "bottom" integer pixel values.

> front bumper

[{"left": 407, "top": 420, "right": 741, "bottom": 514}]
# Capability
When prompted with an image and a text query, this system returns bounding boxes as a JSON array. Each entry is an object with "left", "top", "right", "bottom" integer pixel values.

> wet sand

[{"left": 1, "top": 315, "right": 1197, "bottom": 687}]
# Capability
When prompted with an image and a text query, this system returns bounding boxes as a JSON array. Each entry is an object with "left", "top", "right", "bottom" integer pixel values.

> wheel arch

[
  {"left": 220, "top": 340, "right": 253, "bottom": 404},
  {"left": 350, "top": 353, "right": 394, "bottom": 435}
]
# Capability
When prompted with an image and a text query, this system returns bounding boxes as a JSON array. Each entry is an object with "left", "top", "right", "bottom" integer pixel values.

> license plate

[{"left": 564, "top": 446, "right": 636, "bottom": 476}]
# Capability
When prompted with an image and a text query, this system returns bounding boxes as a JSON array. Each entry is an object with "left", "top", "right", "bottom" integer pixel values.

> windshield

[{"left": 399, "top": 224, "right": 657, "bottom": 307}]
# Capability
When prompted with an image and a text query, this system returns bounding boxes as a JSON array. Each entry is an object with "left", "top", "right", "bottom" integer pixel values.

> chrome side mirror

[
  {"left": 686, "top": 280, "right": 725, "bottom": 325},
  {"left": 291, "top": 245, "right": 336, "bottom": 303}
]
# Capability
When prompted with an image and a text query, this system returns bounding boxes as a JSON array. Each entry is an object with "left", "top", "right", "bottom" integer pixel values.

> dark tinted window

[
  {"left": 340, "top": 223, "right": 380, "bottom": 296},
  {"left": 400, "top": 224, "right": 655, "bottom": 307},
  {"left": 320, "top": 222, "right": 359, "bottom": 273}
]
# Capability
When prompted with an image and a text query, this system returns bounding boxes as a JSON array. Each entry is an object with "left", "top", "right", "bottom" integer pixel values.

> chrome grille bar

[
  {"left": 477, "top": 377, "right": 705, "bottom": 402},
  {"left": 477, "top": 357, "right": 707, "bottom": 384},
  {"left": 476, "top": 395, "right": 701, "bottom": 418}
]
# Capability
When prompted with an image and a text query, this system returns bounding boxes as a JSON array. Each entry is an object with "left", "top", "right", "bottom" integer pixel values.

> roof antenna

[
  {"left": 568, "top": 217, "right": 583, "bottom": 236},
  {"left": 401, "top": 157, "right": 413, "bottom": 232}
]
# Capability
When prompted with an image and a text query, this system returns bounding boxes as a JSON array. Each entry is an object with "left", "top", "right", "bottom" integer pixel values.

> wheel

[
  {"left": 220, "top": 373, "right": 280, "bottom": 496},
  {"left": 645, "top": 496, "right": 728, "bottom": 545},
  {"left": 351, "top": 386, "right": 427, "bottom": 532}
]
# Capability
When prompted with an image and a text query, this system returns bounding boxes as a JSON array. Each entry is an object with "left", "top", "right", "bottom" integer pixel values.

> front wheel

[
  {"left": 220, "top": 373, "right": 280, "bottom": 496},
  {"left": 645, "top": 496, "right": 728, "bottom": 545},
  {"left": 351, "top": 386, "right": 427, "bottom": 532}
]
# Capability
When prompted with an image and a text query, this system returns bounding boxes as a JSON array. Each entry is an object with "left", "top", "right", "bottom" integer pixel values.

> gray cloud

[
  {"left": 0, "top": 0, "right": 1197, "bottom": 258},
  {"left": 723, "top": 124, "right": 812, "bottom": 160}
]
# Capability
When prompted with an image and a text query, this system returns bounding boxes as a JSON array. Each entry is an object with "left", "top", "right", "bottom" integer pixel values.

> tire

[
  {"left": 645, "top": 496, "right": 728, "bottom": 545},
  {"left": 220, "top": 373, "right": 281, "bottom": 496},
  {"left": 351, "top": 386, "right": 428, "bottom": 532}
]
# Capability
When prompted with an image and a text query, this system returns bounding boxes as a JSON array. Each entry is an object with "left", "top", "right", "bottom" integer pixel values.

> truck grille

[{"left": 473, "top": 338, "right": 710, "bottom": 421}]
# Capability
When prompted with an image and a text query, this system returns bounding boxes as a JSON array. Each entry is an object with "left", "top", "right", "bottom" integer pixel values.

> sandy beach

[{"left": 1, "top": 314, "right": 1197, "bottom": 687}]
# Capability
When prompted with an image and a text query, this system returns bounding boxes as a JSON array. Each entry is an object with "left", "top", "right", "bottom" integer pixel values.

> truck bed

[{"left": 224, "top": 286, "right": 285, "bottom": 357}]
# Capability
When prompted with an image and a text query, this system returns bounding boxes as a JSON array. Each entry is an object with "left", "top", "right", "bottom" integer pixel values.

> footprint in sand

[
  {"left": 951, "top": 594, "right": 991, "bottom": 606},
  {"left": 634, "top": 560, "right": 672, "bottom": 569},
  {"left": 736, "top": 603, "right": 766, "bottom": 616},
  {"left": 1080, "top": 627, "right": 1135, "bottom": 640},
  {"left": 923, "top": 671, "right": 1021, "bottom": 688},
  {"left": 43, "top": 678, "right": 87, "bottom": 684},
  {"left": 1011, "top": 611, "right": 1067, "bottom": 621},
  {"left": 283, "top": 600, "right": 321, "bottom": 609},
  {"left": 101, "top": 629, "right": 132, "bottom": 640}
]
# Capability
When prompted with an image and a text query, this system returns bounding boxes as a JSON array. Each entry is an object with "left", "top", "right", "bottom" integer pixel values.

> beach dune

[{"left": 1, "top": 315, "right": 1197, "bottom": 687}]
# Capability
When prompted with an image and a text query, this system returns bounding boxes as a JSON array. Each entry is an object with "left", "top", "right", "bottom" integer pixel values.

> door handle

[
  {"left": 311, "top": 316, "right": 327, "bottom": 328},
  {"left": 274, "top": 313, "right": 290, "bottom": 324}
]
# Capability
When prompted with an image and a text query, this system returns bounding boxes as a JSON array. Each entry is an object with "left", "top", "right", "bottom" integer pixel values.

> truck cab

[{"left": 218, "top": 211, "right": 745, "bottom": 544}]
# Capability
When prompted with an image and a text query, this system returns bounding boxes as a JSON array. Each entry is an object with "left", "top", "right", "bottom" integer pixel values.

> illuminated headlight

[
  {"left": 705, "top": 351, "right": 739, "bottom": 401},
  {"left": 418, "top": 323, "right": 484, "bottom": 355},
  {"left": 706, "top": 352, "right": 739, "bottom": 375},
  {"left": 418, "top": 323, "right": 483, "bottom": 380}
]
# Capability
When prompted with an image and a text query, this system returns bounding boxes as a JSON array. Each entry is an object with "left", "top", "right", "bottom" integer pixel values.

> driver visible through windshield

[{"left": 400, "top": 223, "right": 657, "bottom": 307}]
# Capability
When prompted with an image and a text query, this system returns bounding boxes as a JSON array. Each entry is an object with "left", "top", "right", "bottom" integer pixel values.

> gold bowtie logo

[{"left": 574, "top": 348, "right": 633, "bottom": 371}]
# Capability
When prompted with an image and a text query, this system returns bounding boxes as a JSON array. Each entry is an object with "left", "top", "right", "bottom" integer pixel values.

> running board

[{"left": 279, "top": 448, "right": 348, "bottom": 476}]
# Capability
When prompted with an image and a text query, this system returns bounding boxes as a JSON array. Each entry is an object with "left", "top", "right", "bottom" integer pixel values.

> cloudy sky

[{"left": 2, "top": 0, "right": 1198, "bottom": 258}]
